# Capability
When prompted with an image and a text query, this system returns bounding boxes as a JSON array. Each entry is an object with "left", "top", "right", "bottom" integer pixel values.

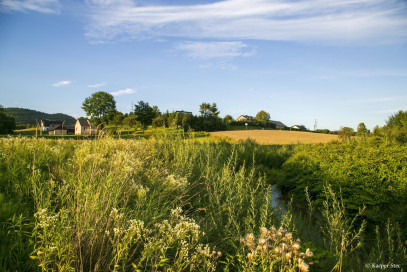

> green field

[{"left": 0, "top": 132, "right": 406, "bottom": 271}]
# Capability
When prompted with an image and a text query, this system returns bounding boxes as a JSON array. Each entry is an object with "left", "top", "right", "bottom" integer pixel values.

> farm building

[
  {"left": 236, "top": 115, "right": 256, "bottom": 122},
  {"left": 75, "top": 118, "right": 95, "bottom": 135},
  {"left": 41, "top": 120, "right": 63, "bottom": 132},
  {"left": 48, "top": 124, "right": 67, "bottom": 135}
]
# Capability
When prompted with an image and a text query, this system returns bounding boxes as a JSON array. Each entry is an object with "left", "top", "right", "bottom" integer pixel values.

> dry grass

[{"left": 210, "top": 130, "right": 338, "bottom": 145}]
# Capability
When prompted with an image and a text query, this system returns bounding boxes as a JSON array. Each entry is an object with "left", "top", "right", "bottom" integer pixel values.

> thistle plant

[{"left": 237, "top": 226, "right": 313, "bottom": 271}]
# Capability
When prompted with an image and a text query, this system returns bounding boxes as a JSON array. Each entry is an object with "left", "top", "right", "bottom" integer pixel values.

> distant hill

[{"left": 5, "top": 107, "right": 76, "bottom": 127}]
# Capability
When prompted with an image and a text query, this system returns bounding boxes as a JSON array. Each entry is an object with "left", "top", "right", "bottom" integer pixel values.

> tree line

[{"left": 81, "top": 91, "right": 274, "bottom": 133}]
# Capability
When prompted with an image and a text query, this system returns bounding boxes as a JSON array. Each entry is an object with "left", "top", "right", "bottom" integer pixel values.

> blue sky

[{"left": 1, "top": 0, "right": 407, "bottom": 131}]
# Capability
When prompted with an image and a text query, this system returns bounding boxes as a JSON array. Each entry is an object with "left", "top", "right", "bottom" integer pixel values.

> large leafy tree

[
  {"left": 82, "top": 91, "right": 117, "bottom": 125},
  {"left": 0, "top": 105, "right": 16, "bottom": 134},
  {"left": 256, "top": 110, "right": 270, "bottom": 123},
  {"left": 134, "top": 101, "right": 155, "bottom": 133}
]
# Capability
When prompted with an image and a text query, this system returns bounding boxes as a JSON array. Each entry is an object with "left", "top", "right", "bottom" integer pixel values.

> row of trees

[
  {"left": 81, "top": 91, "right": 277, "bottom": 133},
  {"left": 337, "top": 111, "right": 407, "bottom": 143},
  {"left": 81, "top": 92, "right": 230, "bottom": 132}
]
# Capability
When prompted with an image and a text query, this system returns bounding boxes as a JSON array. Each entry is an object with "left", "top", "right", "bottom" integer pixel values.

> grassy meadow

[{"left": 0, "top": 131, "right": 406, "bottom": 271}]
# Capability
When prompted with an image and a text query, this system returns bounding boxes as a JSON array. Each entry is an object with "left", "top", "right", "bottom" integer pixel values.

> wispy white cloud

[
  {"left": 52, "top": 80, "right": 71, "bottom": 87},
  {"left": 110, "top": 88, "right": 136, "bottom": 96},
  {"left": 84, "top": 0, "right": 407, "bottom": 45},
  {"left": 88, "top": 82, "right": 106, "bottom": 88},
  {"left": 176, "top": 41, "right": 254, "bottom": 59},
  {"left": 1, "top": 0, "right": 61, "bottom": 14}
]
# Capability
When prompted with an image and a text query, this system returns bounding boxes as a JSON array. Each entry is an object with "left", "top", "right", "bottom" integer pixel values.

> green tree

[
  {"left": 338, "top": 126, "right": 354, "bottom": 142},
  {"left": 255, "top": 110, "right": 270, "bottom": 123},
  {"left": 82, "top": 91, "right": 117, "bottom": 125},
  {"left": 223, "top": 115, "right": 234, "bottom": 124},
  {"left": 152, "top": 115, "right": 165, "bottom": 128},
  {"left": 356, "top": 122, "right": 368, "bottom": 136},
  {"left": 134, "top": 101, "right": 155, "bottom": 133},
  {"left": 199, "top": 102, "right": 219, "bottom": 117},
  {"left": 386, "top": 110, "right": 407, "bottom": 129},
  {"left": 0, "top": 105, "right": 16, "bottom": 134},
  {"left": 385, "top": 110, "right": 407, "bottom": 143},
  {"left": 123, "top": 114, "right": 137, "bottom": 129},
  {"left": 112, "top": 111, "right": 124, "bottom": 130}
]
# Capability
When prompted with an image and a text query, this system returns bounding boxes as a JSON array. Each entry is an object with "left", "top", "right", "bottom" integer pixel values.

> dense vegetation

[
  {"left": 1, "top": 131, "right": 406, "bottom": 271},
  {"left": 1, "top": 111, "right": 406, "bottom": 271},
  {"left": 0, "top": 135, "right": 310, "bottom": 271},
  {"left": 4, "top": 108, "right": 76, "bottom": 128},
  {"left": 277, "top": 137, "right": 407, "bottom": 228},
  {"left": 0, "top": 106, "right": 16, "bottom": 134}
]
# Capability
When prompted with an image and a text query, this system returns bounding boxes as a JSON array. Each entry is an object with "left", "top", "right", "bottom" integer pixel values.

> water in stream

[{"left": 270, "top": 184, "right": 288, "bottom": 214}]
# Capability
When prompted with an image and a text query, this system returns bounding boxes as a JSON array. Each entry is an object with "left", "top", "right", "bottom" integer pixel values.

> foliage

[
  {"left": 314, "top": 129, "right": 331, "bottom": 134},
  {"left": 223, "top": 115, "right": 234, "bottom": 124},
  {"left": 133, "top": 101, "right": 155, "bottom": 133},
  {"left": 0, "top": 135, "right": 294, "bottom": 271},
  {"left": 4, "top": 107, "right": 75, "bottom": 128},
  {"left": 386, "top": 110, "right": 407, "bottom": 129},
  {"left": 255, "top": 110, "right": 270, "bottom": 123},
  {"left": 338, "top": 127, "right": 354, "bottom": 142},
  {"left": 82, "top": 91, "right": 117, "bottom": 125},
  {"left": 199, "top": 102, "right": 219, "bottom": 117},
  {"left": 278, "top": 137, "right": 407, "bottom": 229},
  {"left": 123, "top": 114, "right": 137, "bottom": 129},
  {"left": 111, "top": 111, "right": 125, "bottom": 128},
  {"left": 0, "top": 106, "right": 16, "bottom": 134},
  {"left": 2, "top": 128, "right": 406, "bottom": 270},
  {"left": 356, "top": 123, "right": 368, "bottom": 136}
]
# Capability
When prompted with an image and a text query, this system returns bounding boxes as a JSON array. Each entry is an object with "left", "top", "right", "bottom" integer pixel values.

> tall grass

[
  {"left": 1, "top": 134, "right": 404, "bottom": 271},
  {"left": 0, "top": 135, "right": 312, "bottom": 271}
]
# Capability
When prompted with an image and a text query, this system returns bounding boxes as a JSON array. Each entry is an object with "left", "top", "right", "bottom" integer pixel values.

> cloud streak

[
  {"left": 85, "top": 0, "right": 407, "bottom": 45},
  {"left": 88, "top": 82, "right": 106, "bottom": 88},
  {"left": 110, "top": 88, "right": 136, "bottom": 96},
  {"left": 176, "top": 41, "right": 254, "bottom": 60},
  {"left": 1, "top": 0, "right": 61, "bottom": 14},
  {"left": 52, "top": 80, "right": 71, "bottom": 87}
]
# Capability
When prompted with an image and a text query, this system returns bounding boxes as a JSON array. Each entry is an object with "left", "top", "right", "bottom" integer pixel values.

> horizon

[{"left": 1, "top": 0, "right": 407, "bottom": 131}]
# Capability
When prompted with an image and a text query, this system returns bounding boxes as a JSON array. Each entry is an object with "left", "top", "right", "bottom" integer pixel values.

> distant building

[
  {"left": 291, "top": 125, "right": 307, "bottom": 130},
  {"left": 40, "top": 120, "right": 63, "bottom": 132},
  {"left": 75, "top": 118, "right": 94, "bottom": 135},
  {"left": 48, "top": 124, "right": 67, "bottom": 135},
  {"left": 270, "top": 121, "right": 287, "bottom": 129},
  {"left": 236, "top": 115, "right": 256, "bottom": 122}
]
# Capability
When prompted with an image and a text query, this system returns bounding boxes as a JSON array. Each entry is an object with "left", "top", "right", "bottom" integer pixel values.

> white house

[{"left": 75, "top": 118, "right": 94, "bottom": 135}]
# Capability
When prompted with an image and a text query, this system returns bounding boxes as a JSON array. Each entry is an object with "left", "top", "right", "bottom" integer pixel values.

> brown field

[{"left": 210, "top": 130, "right": 339, "bottom": 145}]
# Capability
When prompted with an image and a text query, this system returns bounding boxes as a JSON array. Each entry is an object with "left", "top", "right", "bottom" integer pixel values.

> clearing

[{"left": 210, "top": 130, "right": 338, "bottom": 145}]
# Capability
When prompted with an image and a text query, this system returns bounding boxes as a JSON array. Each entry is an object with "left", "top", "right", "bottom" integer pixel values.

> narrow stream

[{"left": 270, "top": 184, "right": 288, "bottom": 214}]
